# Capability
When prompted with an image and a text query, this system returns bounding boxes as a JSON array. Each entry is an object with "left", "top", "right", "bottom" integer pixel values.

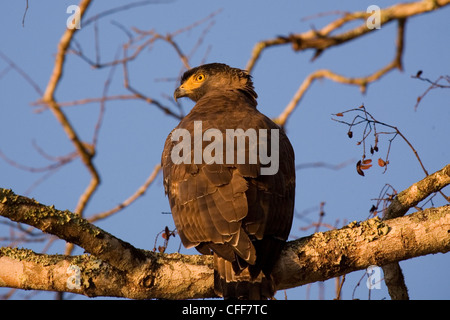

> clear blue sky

[{"left": 1, "top": 0, "right": 449, "bottom": 299}]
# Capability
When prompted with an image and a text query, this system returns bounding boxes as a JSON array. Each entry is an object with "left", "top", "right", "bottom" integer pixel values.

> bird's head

[{"left": 174, "top": 63, "right": 257, "bottom": 104}]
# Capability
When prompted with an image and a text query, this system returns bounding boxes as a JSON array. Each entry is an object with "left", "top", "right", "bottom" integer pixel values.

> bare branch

[
  {"left": 22, "top": 0, "right": 29, "bottom": 27},
  {"left": 332, "top": 105, "right": 432, "bottom": 179},
  {"left": 246, "top": 0, "right": 450, "bottom": 72},
  {"left": 121, "top": 46, "right": 183, "bottom": 120},
  {"left": 0, "top": 188, "right": 147, "bottom": 272},
  {"left": 412, "top": 73, "right": 450, "bottom": 110},
  {"left": 385, "top": 164, "right": 450, "bottom": 219},
  {"left": 88, "top": 164, "right": 162, "bottom": 223},
  {"left": 275, "top": 205, "right": 450, "bottom": 291},
  {"left": 274, "top": 18, "right": 405, "bottom": 128},
  {"left": 0, "top": 164, "right": 449, "bottom": 298},
  {"left": 380, "top": 163, "right": 450, "bottom": 299},
  {"left": 39, "top": 0, "right": 99, "bottom": 218},
  {"left": 0, "top": 51, "right": 43, "bottom": 96},
  {"left": 1, "top": 198, "right": 448, "bottom": 299},
  {"left": 82, "top": 1, "right": 167, "bottom": 28}
]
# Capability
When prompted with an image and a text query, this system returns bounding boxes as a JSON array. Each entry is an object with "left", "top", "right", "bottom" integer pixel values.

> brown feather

[{"left": 162, "top": 63, "right": 295, "bottom": 299}]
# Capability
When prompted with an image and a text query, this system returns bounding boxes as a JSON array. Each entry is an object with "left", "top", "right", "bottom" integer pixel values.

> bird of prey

[{"left": 162, "top": 63, "right": 295, "bottom": 299}]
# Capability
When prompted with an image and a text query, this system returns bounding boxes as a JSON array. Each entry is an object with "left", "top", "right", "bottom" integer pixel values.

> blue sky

[{"left": 1, "top": 1, "right": 449, "bottom": 299}]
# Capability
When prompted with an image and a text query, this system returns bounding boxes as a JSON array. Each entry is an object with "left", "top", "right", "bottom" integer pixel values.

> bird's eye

[{"left": 195, "top": 74, "right": 205, "bottom": 82}]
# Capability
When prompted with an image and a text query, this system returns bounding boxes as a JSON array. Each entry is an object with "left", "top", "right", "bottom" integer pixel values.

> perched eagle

[{"left": 161, "top": 63, "right": 295, "bottom": 299}]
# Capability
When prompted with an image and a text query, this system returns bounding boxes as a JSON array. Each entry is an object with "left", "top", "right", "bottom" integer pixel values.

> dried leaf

[
  {"left": 378, "top": 158, "right": 388, "bottom": 167},
  {"left": 162, "top": 226, "right": 172, "bottom": 240},
  {"left": 357, "top": 159, "right": 372, "bottom": 175},
  {"left": 356, "top": 160, "right": 364, "bottom": 176},
  {"left": 336, "top": 112, "right": 344, "bottom": 117},
  {"left": 158, "top": 246, "right": 166, "bottom": 253},
  {"left": 347, "top": 131, "right": 353, "bottom": 138}
]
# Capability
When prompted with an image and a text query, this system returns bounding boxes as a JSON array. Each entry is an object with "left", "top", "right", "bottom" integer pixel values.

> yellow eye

[{"left": 195, "top": 74, "right": 205, "bottom": 82}]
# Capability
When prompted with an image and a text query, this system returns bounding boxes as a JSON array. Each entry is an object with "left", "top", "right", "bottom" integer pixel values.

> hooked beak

[{"left": 174, "top": 86, "right": 187, "bottom": 102}]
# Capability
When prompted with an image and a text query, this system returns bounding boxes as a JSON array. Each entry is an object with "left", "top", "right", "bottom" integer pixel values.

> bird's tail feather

[{"left": 213, "top": 254, "right": 275, "bottom": 300}]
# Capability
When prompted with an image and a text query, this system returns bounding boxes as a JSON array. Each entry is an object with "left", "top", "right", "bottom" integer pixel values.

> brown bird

[{"left": 161, "top": 63, "right": 295, "bottom": 299}]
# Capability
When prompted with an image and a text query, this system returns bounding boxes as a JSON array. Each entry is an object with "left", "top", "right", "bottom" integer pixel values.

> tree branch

[
  {"left": 385, "top": 164, "right": 450, "bottom": 219},
  {"left": 39, "top": 0, "right": 99, "bottom": 219},
  {"left": 1, "top": 160, "right": 449, "bottom": 299},
  {"left": 245, "top": 0, "right": 450, "bottom": 128},
  {"left": 0, "top": 204, "right": 448, "bottom": 299},
  {"left": 274, "top": 205, "right": 450, "bottom": 291},
  {"left": 246, "top": 0, "right": 450, "bottom": 72},
  {"left": 0, "top": 188, "right": 146, "bottom": 272},
  {"left": 87, "top": 164, "right": 161, "bottom": 223},
  {"left": 273, "top": 17, "right": 406, "bottom": 128},
  {"left": 380, "top": 163, "right": 450, "bottom": 299}
]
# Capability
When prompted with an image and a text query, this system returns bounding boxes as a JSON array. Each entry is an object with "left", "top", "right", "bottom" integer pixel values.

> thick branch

[
  {"left": 380, "top": 163, "right": 450, "bottom": 299},
  {"left": 246, "top": 0, "right": 450, "bottom": 72},
  {"left": 0, "top": 247, "right": 214, "bottom": 299},
  {"left": 0, "top": 189, "right": 146, "bottom": 272},
  {"left": 385, "top": 163, "right": 450, "bottom": 219},
  {"left": 274, "top": 205, "right": 449, "bottom": 291},
  {"left": 1, "top": 164, "right": 449, "bottom": 299},
  {"left": 1, "top": 187, "right": 449, "bottom": 298}
]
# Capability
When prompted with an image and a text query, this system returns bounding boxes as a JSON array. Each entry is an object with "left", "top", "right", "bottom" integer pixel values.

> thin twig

[
  {"left": 0, "top": 51, "right": 43, "bottom": 96},
  {"left": 411, "top": 74, "right": 450, "bottom": 110},
  {"left": 22, "top": 0, "right": 29, "bottom": 27},
  {"left": 245, "top": 0, "right": 450, "bottom": 72},
  {"left": 88, "top": 164, "right": 162, "bottom": 223},
  {"left": 331, "top": 105, "right": 429, "bottom": 177},
  {"left": 40, "top": 0, "right": 99, "bottom": 218},
  {"left": 122, "top": 45, "right": 183, "bottom": 119},
  {"left": 274, "top": 18, "right": 405, "bottom": 128}
]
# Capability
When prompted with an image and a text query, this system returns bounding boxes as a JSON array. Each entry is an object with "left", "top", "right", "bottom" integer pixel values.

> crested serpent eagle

[{"left": 161, "top": 63, "right": 295, "bottom": 299}]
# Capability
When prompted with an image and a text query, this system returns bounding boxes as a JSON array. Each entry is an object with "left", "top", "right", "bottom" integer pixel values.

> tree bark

[
  {"left": 1, "top": 186, "right": 449, "bottom": 299},
  {"left": 381, "top": 163, "right": 450, "bottom": 299}
]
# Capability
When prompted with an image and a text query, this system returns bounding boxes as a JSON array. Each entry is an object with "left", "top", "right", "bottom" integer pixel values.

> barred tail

[{"left": 213, "top": 254, "right": 275, "bottom": 300}]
